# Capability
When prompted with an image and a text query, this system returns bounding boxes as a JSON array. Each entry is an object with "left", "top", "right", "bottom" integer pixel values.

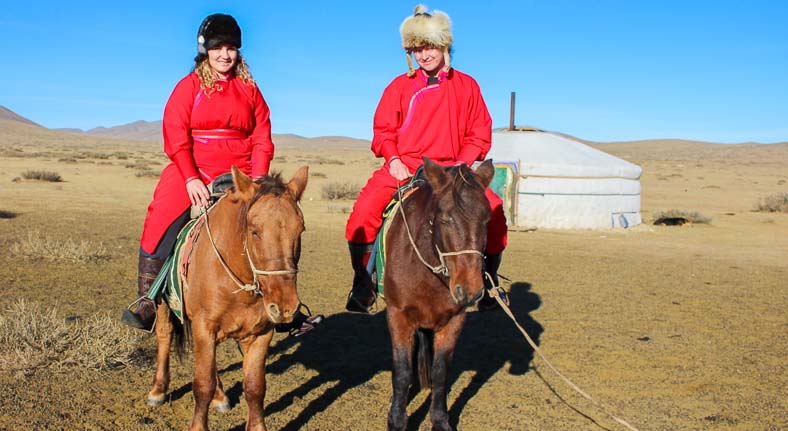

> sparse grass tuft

[
  {"left": 135, "top": 169, "right": 160, "bottom": 178},
  {"left": 653, "top": 209, "right": 712, "bottom": 224},
  {"left": 81, "top": 151, "right": 110, "bottom": 160},
  {"left": 310, "top": 172, "right": 327, "bottom": 178},
  {"left": 754, "top": 193, "right": 788, "bottom": 213},
  {"left": 21, "top": 170, "right": 62, "bottom": 182},
  {"left": 327, "top": 204, "right": 352, "bottom": 214},
  {"left": 58, "top": 157, "right": 78, "bottom": 163},
  {"left": 10, "top": 230, "right": 110, "bottom": 262},
  {"left": 322, "top": 182, "right": 360, "bottom": 200},
  {"left": 125, "top": 160, "right": 149, "bottom": 170},
  {"left": 0, "top": 300, "right": 143, "bottom": 375}
]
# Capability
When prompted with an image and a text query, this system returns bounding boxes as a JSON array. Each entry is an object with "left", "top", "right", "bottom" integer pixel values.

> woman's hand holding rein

[{"left": 186, "top": 178, "right": 211, "bottom": 207}]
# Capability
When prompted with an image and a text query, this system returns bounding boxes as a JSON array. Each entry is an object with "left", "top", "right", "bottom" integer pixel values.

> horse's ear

[
  {"left": 286, "top": 165, "right": 309, "bottom": 201},
  {"left": 474, "top": 159, "right": 495, "bottom": 189},
  {"left": 422, "top": 157, "right": 449, "bottom": 191},
  {"left": 231, "top": 166, "right": 255, "bottom": 201}
]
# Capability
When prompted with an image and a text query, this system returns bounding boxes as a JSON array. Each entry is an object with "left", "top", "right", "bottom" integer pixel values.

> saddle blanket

[{"left": 145, "top": 216, "right": 204, "bottom": 324}]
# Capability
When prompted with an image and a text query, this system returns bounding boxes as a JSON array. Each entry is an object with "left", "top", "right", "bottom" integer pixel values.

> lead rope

[{"left": 484, "top": 272, "right": 640, "bottom": 431}]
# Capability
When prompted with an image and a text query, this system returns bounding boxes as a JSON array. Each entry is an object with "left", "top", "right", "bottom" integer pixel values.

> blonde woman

[{"left": 123, "top": 14, "right": 318, "bottom": 336}]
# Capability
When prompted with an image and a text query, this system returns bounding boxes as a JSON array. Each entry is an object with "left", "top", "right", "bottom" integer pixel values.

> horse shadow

[{"left": 218, "top": 281, "right": 541, "bottom": 431}]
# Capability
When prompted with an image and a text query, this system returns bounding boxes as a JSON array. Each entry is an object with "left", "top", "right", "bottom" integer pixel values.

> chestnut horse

[
  {"left": 147, "top": 166, "right": 308, "bottom": 431},
  {"left": 384, "top": 157, "right": 495, "bottom": 431}
]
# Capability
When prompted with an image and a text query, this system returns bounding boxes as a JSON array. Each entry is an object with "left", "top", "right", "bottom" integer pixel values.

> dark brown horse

[
  {"left": 384, "top": 157, "right": 495, "bottom": 431},
  {"left": 147, "top": 166, "right": 308, "bottom": 431}
]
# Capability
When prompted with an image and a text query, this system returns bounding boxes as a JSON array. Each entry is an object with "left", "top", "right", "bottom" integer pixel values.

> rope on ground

[{"left": 486, "top": 273, "right": 640, "bottom": 431}]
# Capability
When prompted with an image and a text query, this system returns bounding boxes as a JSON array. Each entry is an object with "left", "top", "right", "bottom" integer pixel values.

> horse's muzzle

[
  {"left": 266, "top": 300, "right": 299, "bottom": 324},
  {"left": 451, "top": 284, "right": 484, "bottom": 308}
]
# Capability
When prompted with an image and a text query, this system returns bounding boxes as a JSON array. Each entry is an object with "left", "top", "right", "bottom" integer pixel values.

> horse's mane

[
  {"left": 446, "top": 165, "right": 488, "bottom": 222},
  {"left": 237, "top": 172, "right": 288, "bottom": 229}
]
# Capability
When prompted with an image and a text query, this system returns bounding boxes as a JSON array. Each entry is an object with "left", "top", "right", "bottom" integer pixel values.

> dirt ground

[{"left": 0, "top": 124, "right": 786, "bottom": 430}]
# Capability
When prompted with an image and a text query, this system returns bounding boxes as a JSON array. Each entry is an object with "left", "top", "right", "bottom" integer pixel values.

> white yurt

[{"left": 485, "top": 129, "right": 642, "bottom": 229}]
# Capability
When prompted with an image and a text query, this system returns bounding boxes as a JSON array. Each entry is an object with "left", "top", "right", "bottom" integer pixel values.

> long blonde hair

[{"left": 194, "top": 53, "right": 255, "bottom": 94}]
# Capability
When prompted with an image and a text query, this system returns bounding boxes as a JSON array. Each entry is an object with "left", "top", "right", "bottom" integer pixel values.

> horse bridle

[
  {"left": 396, "top": 172, "right": 483, "bottom": 279},
  {"left": 201, "top": 197, "right": 298, "bottom": 296}
]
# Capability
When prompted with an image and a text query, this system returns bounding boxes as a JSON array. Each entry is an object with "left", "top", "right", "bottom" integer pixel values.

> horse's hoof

[
  {"left": 431, "top": 421, "right": 452, "bottom": 431},
  {"left": 211, "top": 399, "right": 231, "bottom": 413},
  {"left": 146, "top": 394, "right": 165, "bottom": 407}
]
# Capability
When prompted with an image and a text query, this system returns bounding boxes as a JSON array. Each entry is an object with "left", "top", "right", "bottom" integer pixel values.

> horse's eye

[
  {"left": 439, "top": 216, "right": 453, "bottom": 224},
  {"left": 251, "top": 230, "right": 260, "bottom": 238}
]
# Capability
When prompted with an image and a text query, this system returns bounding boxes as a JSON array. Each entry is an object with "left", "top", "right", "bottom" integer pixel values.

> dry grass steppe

[{"left": 1, "top": 118, "right": 786, "bottom": 430}]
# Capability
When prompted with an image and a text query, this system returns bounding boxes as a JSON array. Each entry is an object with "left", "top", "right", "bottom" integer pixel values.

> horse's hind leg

[
  {"left": 429, "top": 313, "right": 466, "bottom": 431},
  {"left": 239, "top": 330, "right": 275, "bottom": 431},
  {"left": 386, "top": 307, "right": 417, "bottom": 431},
  {"left": 148, "top": 303, "right": 173, "bottom": 406}
]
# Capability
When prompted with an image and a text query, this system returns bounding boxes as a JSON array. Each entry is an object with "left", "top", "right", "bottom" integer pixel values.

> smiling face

[
  {"left": 207, "top": 45, "right": 238, "bottom": 77},
  {"left": 412, "top": 46, "right": 445, "bottom": 76}
]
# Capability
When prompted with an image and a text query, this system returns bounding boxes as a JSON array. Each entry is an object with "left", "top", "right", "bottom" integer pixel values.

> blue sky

[{"left": 2, "top": 1, "right": 787, "bottom": 143}]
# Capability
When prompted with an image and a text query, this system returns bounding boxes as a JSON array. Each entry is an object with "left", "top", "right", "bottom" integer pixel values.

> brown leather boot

[
  {"left": 121, "top": 255, "right": 165, "bottom": 332},
  {"left": 477, "top": 253, "right": 508, "bottom": 312},
  {"left": 345, "top": 242, "right": 376, "bottom": 313}
]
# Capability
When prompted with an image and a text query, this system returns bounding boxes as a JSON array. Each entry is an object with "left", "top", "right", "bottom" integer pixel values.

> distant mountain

[
  {"left": 53, "top": 127, "right": 86, "bottom": 134},
  {"left": 86, "top": 120, "right": 162, "bottom": 142},
  {"left": 78, "top": 119, "right": 371, "bottom": 149},
  {"left": 0, "top": 105, "right": 43, "bottom": 128}
]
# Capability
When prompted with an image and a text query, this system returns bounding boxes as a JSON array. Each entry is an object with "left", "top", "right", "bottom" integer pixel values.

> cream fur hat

[{"left": 400, "top": 5, "right": 452, "bottom": 76}]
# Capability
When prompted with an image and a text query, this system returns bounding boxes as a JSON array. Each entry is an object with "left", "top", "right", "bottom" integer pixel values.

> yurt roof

[{"left": 489, "top": 130, "right": 642, "bottom": 179}]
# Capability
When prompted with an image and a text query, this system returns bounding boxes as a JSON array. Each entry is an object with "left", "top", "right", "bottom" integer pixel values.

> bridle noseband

[{"left": 202, "top": 197, "right": 298, "bottom": 296}]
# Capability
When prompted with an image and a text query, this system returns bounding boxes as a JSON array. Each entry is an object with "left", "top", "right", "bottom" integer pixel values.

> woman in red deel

[
  {"left": 122, "top": 13, "right": 318, "bottom": 335},
  {"left": 345, "top": 5, "right": 509, "bottom": 313}
]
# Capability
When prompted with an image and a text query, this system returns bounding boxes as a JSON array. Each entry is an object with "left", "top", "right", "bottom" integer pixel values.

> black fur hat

[{"left": 197, "top": 14, "right": 242, "bottom": 54}]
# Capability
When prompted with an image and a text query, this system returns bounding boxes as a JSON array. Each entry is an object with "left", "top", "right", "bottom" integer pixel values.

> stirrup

[
  {"left": 345, "top": 289, "right": 376, "bottom": 314},
  {"left": 275, "top": 304, "right": 324, "bottom": 337},
  {"left": 121, "top": 297, "right": 158, "bottom": 333}
]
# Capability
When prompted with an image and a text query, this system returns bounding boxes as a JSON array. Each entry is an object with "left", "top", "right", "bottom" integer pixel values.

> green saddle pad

[
  {"left": 372, "top": 168, "right": 425, "bottom": 297},
  {"left": 144, "top": 217, "right": 200, "bottom": 324}
]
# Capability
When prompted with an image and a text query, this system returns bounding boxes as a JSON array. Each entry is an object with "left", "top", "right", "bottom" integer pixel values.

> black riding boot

[
  {"left": 477, "top": 253, "right": 508, "bottom": 312},
  {"left": 121, "top": 255, "right": 165, "bottom": 331},
  {"left": 345, "top": 242, "right": 376, "bottom": 313}
]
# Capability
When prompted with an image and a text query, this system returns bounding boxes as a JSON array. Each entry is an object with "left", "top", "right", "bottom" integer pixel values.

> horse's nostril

[
  {"left": 453, "top": 285, "right": 466, "bottom": 302},
  {"left": 267, "top": 303, "right": 281, "bottom": 319}
]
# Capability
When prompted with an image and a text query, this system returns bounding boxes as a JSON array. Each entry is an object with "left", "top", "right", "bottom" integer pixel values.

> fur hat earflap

[
  {"left": 400, "top": 5, "right": 452, "bottom": 76},
  {"left": 197, "top": 13, "right": 242, "bottom": 55}
]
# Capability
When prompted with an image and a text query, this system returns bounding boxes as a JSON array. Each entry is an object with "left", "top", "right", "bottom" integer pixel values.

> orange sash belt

[{"left": 191, "top": 129, "right": 247, "bottom": 140}]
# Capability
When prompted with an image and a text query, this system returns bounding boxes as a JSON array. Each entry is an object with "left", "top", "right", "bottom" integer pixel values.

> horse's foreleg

[
  {"left": 189, "top": 322, "right": 217, "bottom": 431},
  {"left": 148, "top": 303, "right": 173, "bottom": 406},
  {"left": 239, "top": 330, "right": 275, "bottom": 431},
  {"left": 210, "top": 366, "right": 230, "bottom": 413},
  {"left": 429, "top": 313, "right": 466, "bottom": 431},
  {"left": 386, "top": 307, "right": 417, "bottom": 431}
]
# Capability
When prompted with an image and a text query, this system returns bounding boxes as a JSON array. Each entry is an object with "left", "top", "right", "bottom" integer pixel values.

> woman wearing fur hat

[
  {"left": 345, "top": 5, "right": 509, "bottom": 313},
  {"left": 122, "top": 13, "right": 318, "bottom": 335}
]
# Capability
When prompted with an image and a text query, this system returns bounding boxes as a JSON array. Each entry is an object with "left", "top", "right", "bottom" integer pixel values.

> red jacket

[
  {"left": 164, "top": 72, "right": 273, "bottom": 181},
  {"left": 140, "top": 72, "right": 273, "bottom": 254},
  {"left": 371, "top": 68, "right": 492, "bottom": 171}
]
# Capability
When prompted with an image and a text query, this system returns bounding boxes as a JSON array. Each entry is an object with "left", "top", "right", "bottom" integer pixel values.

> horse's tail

[
  {"left": 171, "top": 315, "right": 191, "bottom": 362},
  {"left": 414, "top": 329, "right": 433, "bottom": 390}
]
